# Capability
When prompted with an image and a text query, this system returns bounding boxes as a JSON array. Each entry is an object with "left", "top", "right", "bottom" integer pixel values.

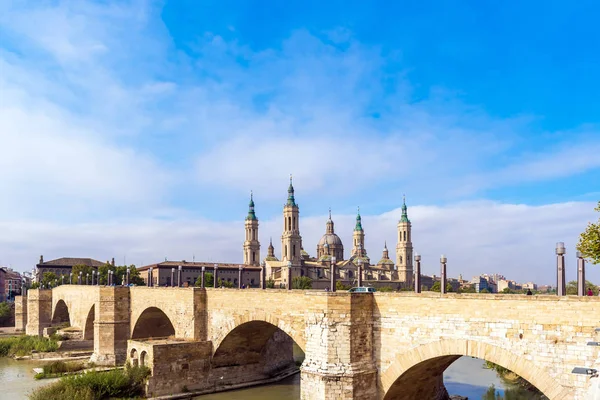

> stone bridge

[{"left": 18, "top": 286, "right": 600, "bottom": 399}]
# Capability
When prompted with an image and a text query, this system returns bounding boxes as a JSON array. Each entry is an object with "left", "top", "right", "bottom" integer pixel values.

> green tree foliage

[
  {"left": 431, "top": 281, "right": 453, "bottom": 292},
  {"left": 266, "top": 279, "right": 275, "bottom": 289},
  {"left": 217, "top": 278, "right": 234, "bottom": 288},
  {"left": 71, "top": 264, "right": 95, "bottom": 284},
  {"left": 577, "top": 201, "right": 600, "bottom": 264},
  {"left": 377, "top": 286, "right": 394, "bottom": 292},
  {"left": 0, "top": 302, "right": 11, "bottom": 325},
  {"left": 292, "top": 276, "right": 312, "bottom": 289},
  {"left": 97, "top": 264, "right": 144, "bottom": 286},
  {"left": 336, "top": 281, "right": 352, "bottom": 291},
  {"left": 566, "top": 280, "right": 598, "bottom": 295},
  {"left": 195, "top": 272, "right": 214, "bottom": 287},
  {"left": 480, "top": 288, "right": 490, "bottom": 293},
  {"left": 482, "top": 384, "right": 499, "bottom": 400},
  {"left": 39, "top": 272, "right": 58, "bottom": 288}
]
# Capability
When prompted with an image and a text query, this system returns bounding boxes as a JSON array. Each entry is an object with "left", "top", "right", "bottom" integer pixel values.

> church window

[
  {"left": 293, "top": 216, "right": 296, "bottom": 230},
  {"left": 252, "top": 252, "right": 256, "bottom": 263},
  {"left": 403, "top": 231, "right": 407, "bottom": 241},
  {"left": 288, "top": 216, "right": 292, "bottom": 231},
  {"left": 399, "top": 256, "right": 403, "bottom": 264},
  {"left": 293, "top": 244, "right": 296, "bottom": 257}
]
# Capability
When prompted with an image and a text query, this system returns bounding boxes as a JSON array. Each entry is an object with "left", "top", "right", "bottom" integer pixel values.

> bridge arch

[
  {"left": 83, "top": 304, "right": 95, "bottom": 340},
  {"left": 131, "top": 307, "right": 176, "bottom": 339},
  {"left": 52, "top": 299, "right": 70, "bottom": 326},
  {"left": 380, "top": 339, "right": 572, "bottom": 400},
  {"left": 212, "top": 313, "right": 306, "bottom": 355}
]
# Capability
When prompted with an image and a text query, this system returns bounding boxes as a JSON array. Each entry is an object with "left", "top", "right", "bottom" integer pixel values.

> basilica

[{"left": 243, "top": 177, "right": 415, "bottom": 290}]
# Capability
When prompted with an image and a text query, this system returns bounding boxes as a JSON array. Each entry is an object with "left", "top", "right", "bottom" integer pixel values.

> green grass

[
  {"left": 29, "top": 364, "right": 151, "bottom": 400},
  {"left": 0, "top": 335, "right": 59, "bottom": 357},
  {"left": 34, "top": 361, "right": 86, "bottom": 379}
]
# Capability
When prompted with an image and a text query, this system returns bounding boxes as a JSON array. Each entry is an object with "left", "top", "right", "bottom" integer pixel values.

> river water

[{"left": 0, "top": 355, "right": 534, "bottom": 400}]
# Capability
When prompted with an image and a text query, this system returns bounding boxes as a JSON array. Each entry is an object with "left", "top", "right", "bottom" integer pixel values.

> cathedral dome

[{"left": 318, "top": 233, "right": 343, "bottom": 247}]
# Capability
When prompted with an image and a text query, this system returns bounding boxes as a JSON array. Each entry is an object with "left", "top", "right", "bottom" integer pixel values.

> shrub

[
  {"left": 29, "top": 365, "right": 151, "bottom": 400},
  {"left": 0, "top": 335, "right": 59, "bottom": 357}
]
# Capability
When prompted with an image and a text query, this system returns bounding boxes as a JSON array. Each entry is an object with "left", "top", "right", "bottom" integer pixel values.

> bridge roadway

[{"left": 16, "top": 286, "right": 600, "bottom": 399}]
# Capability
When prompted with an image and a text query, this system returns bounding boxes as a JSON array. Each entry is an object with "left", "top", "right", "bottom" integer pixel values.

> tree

[
  {"left": 218, "top": 278, "right": 234, "bottom": 288},
  {"left": 480, "top": 288, "right": 490, "bottom": 293},
  {"left": 266, "top": 279, "right": 275, "bottom": 289},
  {"left": 292, "top": 276, "right": 312, "bottom": 289},
  {"left": 377, "top": 286, "right": 394, "bottom": 292},
  {"left": 566, "top": 280, "right": 598, "bottom": 295},
  {"left": 195, "top": 272, "right": 214, "bottom": 287},
  {"left": 431, "top": 281, "right": 453, "bottom": 293},
  {"left": 39, "top": 272, "right": 57, "bottom": 288},
  {"left": 0, "top": 302, "right": 12, "bottom": 325},
  {"left": 577, "top": 201, "right": 600, "bottom": 264},
  {"left": 71, "top": 264, "right": 95, "bottom": 284}
]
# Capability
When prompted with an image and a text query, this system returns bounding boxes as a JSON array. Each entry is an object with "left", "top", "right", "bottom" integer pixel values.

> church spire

[
  {"left": 326, "top": 208, "right": 335, "bottom": 234},
  {"left": 286, "top": 174, "right": 296, "bottom": 206},
  {"left": 246, "top": 191, "right": 257, "bottom": 221},
  {"left": 400, "top": 195, "right": 410, "bottom": 223},
  {"left": 354, "top": 206, "right": 363, "bottom": 231}
]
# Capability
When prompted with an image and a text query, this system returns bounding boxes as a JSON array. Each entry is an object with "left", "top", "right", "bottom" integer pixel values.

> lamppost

[
  {"left": 171, "top": 268, "right": 175, "bottom": 287},
  {"left": 577, "top": 251, "right": 586, "bottom": 297},
  {"left": 91, "top": 270, "right": 94, "bottom": 286},
  {"left": 178, "top": 265, "right": 182, "bottom": 288},
  {"left": 440, "top": 255, "right": 447, "bottom": 295},
  {"left": 213, "top": 264, "right": 219, "bottom": 288},
  {"left": 330, "top": 256, "right": 337, "bottom": 292},
  {"left": 149, "top": 267, "right": 154, "bottom": 287},
  {"left": 414, "top": 253, "right": 422, "bottom": 293},
  {"left": 69, "top": 273, "right": 73, "bottom": 285},
  {"left": 126, "top": 266, "right": 130, "bottom": 286},
  {"left": 86, "top": 273, "right": 89, "bottom": 285},
  {"left": 238, "top": 265, "right": 244, "bottom": 289},
  {"left": 201, "top": 266, "right": 206, "bottom": 288},
  {"left": 287, "top": 261, "right": 292, "bottom": 290},
  {"left": 556, "top": 242, "right": 566, "bottom": 296},
  {"left": 61, "top": 275, "right": 65, "bottom": 286},
  {"left": 108, "top": 270, "right": 112, "bottom": 286},
  {"left": 260, "top": 261, "right": 266, "bottom": 290},
  {"left": 78, "top": 272, "right": 82, "bottom": 285},
  {"left": 357, "top": 258, "right": 363, "bottom": 287}
]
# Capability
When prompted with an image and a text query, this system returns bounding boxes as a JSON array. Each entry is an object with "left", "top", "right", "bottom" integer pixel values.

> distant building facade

[
  {"left": 138, "top": 261, "right": 261, "bottom": 288},
  {"left": 34, "top": 256, "right": 106, "bottom": 283}
]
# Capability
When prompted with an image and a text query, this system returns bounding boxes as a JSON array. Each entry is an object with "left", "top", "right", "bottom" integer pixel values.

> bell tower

[
  {"left": 243, "top": 191, "right": 260, "bottom": 266},
  {"left": 396, "top": 196, "right": 413, "bottom": 285},
  {"left": 352, "top": 207, "right": 366, "bottom": 257},
  {"left": 281, "top": 176, "right": 302, "bottom": 264}
]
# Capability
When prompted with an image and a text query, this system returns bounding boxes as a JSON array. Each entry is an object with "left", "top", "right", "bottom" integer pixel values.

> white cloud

[{"left": 2, "top": 201, "right": 596, "bottom": 286}]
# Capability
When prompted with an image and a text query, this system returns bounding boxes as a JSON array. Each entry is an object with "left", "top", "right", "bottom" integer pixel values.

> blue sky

[{"left": 0, "top": 0, "right": 599, "bottom": 283}]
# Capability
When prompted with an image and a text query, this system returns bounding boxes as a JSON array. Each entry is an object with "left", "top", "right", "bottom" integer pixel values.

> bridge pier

[
  {"left": 25, "top": 289, "right": 52, "bottom": 336},
  {"left": 90, "top": 287, "right": 131, "bottom": 366},
  {"left": 14, "top": 295, "right": 27, "bottom": 332},
  {"left": 300, "top": 293, "right": 378, "bottom": 400}
]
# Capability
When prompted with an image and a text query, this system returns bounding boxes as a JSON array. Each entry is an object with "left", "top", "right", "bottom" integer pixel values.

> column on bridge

[
  {"left": 90, "top": 286, "right": 131, "bottom": 366},
  {"left": 300, "top": 292, "right": 378, "bottom": 400},
  {"left": 14, "top": 294, "right": 28, "bottom": 332},
  {"left": 25, "top": 289, "right": 52, "bottom": 336}
]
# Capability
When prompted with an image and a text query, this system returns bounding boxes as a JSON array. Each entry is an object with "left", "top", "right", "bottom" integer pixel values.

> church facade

[{"left": 247, "top": 177, "right": 415, "bottom": 290}]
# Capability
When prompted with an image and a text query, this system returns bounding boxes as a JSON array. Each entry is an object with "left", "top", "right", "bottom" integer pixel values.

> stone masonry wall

[
  {"left": 14, "top": 295, "right": 26, "bottom": 332},
  {"left": 25, "top": 289, "right": 52, "bottom": 336},
  {"left": 301, "top": 292, "right": 378, "bottom": 400},
  {"left": 374, "top": 292, "right": 600, "bottom": 400}
]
